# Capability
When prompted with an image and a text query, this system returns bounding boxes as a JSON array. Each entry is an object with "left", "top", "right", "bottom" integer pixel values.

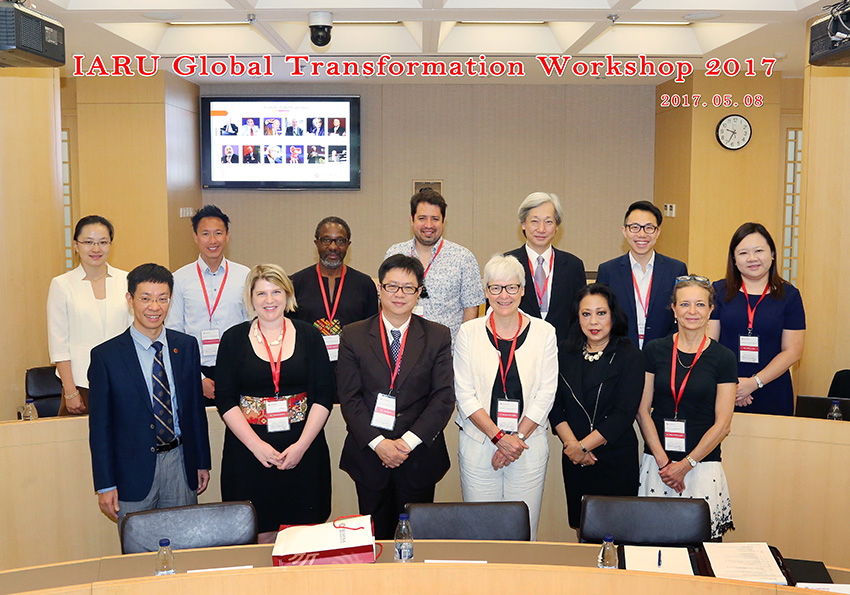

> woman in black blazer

[{"left": 549, "top": 283, "right": 645, "bottom": 530}]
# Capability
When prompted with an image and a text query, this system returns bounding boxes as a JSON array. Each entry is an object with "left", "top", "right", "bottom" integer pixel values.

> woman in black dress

[
  {"left": 215, "top": 264, "right": 333, "bottom": 543},
  {"left": 549, "top": 283, "right": 644, "bottom": 530},
  {"left": 637, "top": 276, "right": 737, "bottom": 539}
]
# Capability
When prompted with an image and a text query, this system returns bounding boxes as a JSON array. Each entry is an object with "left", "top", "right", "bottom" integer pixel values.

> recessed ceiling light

[
  {"left": 168, "top": 21, "right": 246, "bottom": 26},
  {"left": 335, "top": 20, "right": 400, "bottom": 24},
  {"left": 458, "top": 21, "right": 546, "bottom": 24},
  {"left": 143, "top": 12, "right": 182, "bottom": 21},
  {"left": 683, "top": 12, "right": 722, "bottom": 21},
  {"left": 615, "top": 21, "right": 690, "bottom": 26}
]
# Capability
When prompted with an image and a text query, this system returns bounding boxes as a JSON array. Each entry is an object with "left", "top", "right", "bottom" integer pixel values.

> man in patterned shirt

[{"left": 385, "top": 189, "right": 484, "bottom": 344}]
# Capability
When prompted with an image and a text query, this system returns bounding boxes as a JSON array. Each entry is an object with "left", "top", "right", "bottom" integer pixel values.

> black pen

[{"left": 658, "top": 549, "right": 662, "bottom": 567}]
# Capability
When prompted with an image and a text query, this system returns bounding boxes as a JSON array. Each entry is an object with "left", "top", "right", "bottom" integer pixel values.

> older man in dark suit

[
  {"left": 337, "top": 254, "right": 455, "bottom": 539},
  {"left": 505, "top": 191, "right": 586, "bottom": 343},
  {"left": 89, "top": 263, "right": 211, "bottom": 524},
  {"left": 597, "top": 200, "right": 687, "bottom": 348}
]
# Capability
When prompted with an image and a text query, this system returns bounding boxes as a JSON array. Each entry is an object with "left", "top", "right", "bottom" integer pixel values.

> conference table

[{"left": 3, "top": 541, "right": 849, "bottom": 595}]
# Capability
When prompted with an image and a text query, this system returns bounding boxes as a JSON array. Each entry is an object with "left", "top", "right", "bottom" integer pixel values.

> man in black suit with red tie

[
  {"left": 505, "top": 192, "right": 586, "bottom": 343},
  {"left": 337, "top": 254, "right": 455, "bottom": 539}
]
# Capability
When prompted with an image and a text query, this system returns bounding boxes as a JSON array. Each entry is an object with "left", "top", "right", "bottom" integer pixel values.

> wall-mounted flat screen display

[{"left": 200, "top": 95, "right": 360, "bottom": 190}]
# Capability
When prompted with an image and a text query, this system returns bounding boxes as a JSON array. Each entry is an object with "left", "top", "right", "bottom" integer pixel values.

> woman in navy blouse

[{"left": 708, "top": 223, "right": 806, "bottom": 416}]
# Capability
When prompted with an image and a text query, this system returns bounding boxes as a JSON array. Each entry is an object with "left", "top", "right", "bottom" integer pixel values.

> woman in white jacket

[
  {"left": 47, "top": 216, "right": 131, "bottom": 415},
  {"left": 453, "top": 254, "right": 557, "bottom": 540}
]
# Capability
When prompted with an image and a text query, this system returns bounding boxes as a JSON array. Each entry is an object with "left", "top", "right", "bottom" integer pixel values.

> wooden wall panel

[{"left": 0, "top": 69, "right": 64, "bottom": 420}]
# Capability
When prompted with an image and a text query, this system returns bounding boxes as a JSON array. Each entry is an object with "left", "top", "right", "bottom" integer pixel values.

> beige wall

[
  {"left": 796, "top": 65, "right": 850, "bottom": 397},
  {"left": 654, "top": 73, "right": 784, "bottom": 282},
  {"left": 201, "top": 83, "right": 657, "bottom": 279},
  {"left": 73, "top": 73, "right": 201, "bottom": 273},
  {"left": 0, "top": 69, "right": 64, "bottom": 421}
]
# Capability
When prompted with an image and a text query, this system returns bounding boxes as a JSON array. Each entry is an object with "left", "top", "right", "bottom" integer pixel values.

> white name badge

[
  {"left": 371, "top": 393, "right": 396, "bottom": 431},
  {"left": 739, "top": 335, "right": 759, "bottom": 364},
  {"left": 664, "top": 418, "right": 686, "bottom": 452},
  {"left": 322, "top": 334, "right": 340, "bottom": 362},
  {"left": 412, "top": 303, "right": 425, "bottom": 317},
  {"left": 201, "top": 329, "right": 221, "bottom": 357},
  {"left": 496, "top": 399, "right": 520, "bottom": 433},
  {"left": 266, "top": 400, "right": 290, "bottom": 433}
]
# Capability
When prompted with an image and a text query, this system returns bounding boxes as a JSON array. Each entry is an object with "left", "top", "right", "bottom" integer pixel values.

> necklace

[
  {"left": 582, "top": 345, "right": 603, "bottom": 362},
  {"left": 253, "top": 320, "right": 284, "bottom": 346},
  {"left": 676, "top": 350, "right": 694, "bottom": 369}
]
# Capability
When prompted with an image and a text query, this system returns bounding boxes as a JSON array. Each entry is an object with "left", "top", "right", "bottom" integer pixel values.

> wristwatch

[
  {"left": 686, "top": 456, "right": 697, "bottom": 467},
  {"left": 517, "top": 432, "right": 526, "bottom": 441},
  {"left": 753, "top": 374, "right": 764, "bottom": 389}
]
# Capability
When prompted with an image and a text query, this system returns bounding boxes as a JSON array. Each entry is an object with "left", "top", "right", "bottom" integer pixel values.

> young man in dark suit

[
  {"left": 89, "top": 263, "right": 211, "bottom": 524},
  {"left": 596, "top": 200, "right": 688, "bottom": 348},
  {"left": 505, "top": 192, "right": 586, "bottom": 343},
  {"left": 337, "top": 255, "right": 455, "bottom": 539}
]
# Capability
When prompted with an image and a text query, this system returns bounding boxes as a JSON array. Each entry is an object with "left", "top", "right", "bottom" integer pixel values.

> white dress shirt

[
  {"left": 524, "top": 244, "right": 554, "bottom": 320},
  {"left": 629, "top": 250, "right": 656, "bottom": 349}
]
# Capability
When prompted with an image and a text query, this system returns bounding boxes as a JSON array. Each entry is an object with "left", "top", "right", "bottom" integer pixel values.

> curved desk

[
  {"left": 2, "top": 408, "right": 850, "bottom": 571},
  {"left": 3, "top": 541, "right": 849, "bottom": 595}
]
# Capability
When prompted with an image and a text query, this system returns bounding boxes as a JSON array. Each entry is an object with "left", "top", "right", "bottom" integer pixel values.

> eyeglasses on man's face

[
  {"left": 380, "top": 283, "right": 420, "bottom": 295},
  {"left": 317, "top": 237, "right": 350, "bottom": 247},
  {"left": 625, "top": 223, "right": 658, "bottom": 235}
]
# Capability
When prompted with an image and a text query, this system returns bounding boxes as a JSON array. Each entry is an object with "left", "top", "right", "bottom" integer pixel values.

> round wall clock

[{"left": 716, "top": 114, "right": 752, "bottom": 150}]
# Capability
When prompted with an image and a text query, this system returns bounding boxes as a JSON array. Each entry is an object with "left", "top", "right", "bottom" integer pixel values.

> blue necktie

[
  {"left": 151, "top": 341, "right": 175, "bottom": 445},
  {"left": 390, "top": 329, "right": 401, "bottom": 366}
]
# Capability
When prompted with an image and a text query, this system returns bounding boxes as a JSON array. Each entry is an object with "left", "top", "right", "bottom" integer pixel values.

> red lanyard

[
  {"left": 316, "top": 264, "right": 346, "bottom": 324},
  {"left": 379, "top": 318, "right": 410, "bottom": 392},
  {"left": 412, "top": 238, "right": 444, "bottom": 280},
  {"left": 196, "top": 261, "right": 229, "bottom": 323},
  {"left": 741, "top": 280, "right": 769, "bottom": 335},
  {"left": 527, "top": 253, "right": 554, "bottom": 307},
  {"left": 631, "top": 269, "right": 653, "bottom": 318},
  {"left": 490, "top": 312, "right": 522, "bottom": 397},
  {"left": 670, "top": 333, "right": 708, "bottom": 416},
  {"left": 258, "top": 320, "right": 286, "bottom": 396}
]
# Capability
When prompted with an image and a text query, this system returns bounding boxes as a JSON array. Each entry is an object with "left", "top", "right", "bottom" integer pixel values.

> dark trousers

[{"left": 355, "top": 475, "right": 436, "bottom": 540}]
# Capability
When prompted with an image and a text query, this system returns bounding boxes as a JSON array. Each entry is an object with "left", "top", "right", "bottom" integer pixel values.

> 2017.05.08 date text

[{"left": 659, "top": 94, "right": 764, "bottom": 108}]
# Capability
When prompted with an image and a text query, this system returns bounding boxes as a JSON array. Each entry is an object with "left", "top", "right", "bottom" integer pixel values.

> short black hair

[
  {"left": 378, "top": 254, "right": 425, "bottom": 287},
  {"left": 410, "top": 188, "right": 447, "bottom": 219},
  {"left": 624, "top": 200, "right": 663, "bottom": 227},
  {"left": 314, "top": 216, "right": 352, "bottom": 240},
  {"left": 564, "top": 283, "right": 630, "bottom": 354},
  {"left": 191, "top": 205, "right": 230, "bottom": 233},
  {"left": 127, "top": 263, "right": 174, "bottom": 296},
  {"left": 74, "top": 215, "right": 114, "bottom": 241}
]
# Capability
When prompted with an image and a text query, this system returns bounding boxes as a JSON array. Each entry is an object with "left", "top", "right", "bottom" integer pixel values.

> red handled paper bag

[{"left": 272, "top": 515, "right": 376, "bottom": 566}]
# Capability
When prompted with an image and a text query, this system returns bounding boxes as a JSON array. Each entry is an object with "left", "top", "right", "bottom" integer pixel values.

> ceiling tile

[
  {"left": 438, "top": 24, "right": 567, "bottom": 54},
  {"left": 68, "top": 0, "right": 232, "bottom": 9}
]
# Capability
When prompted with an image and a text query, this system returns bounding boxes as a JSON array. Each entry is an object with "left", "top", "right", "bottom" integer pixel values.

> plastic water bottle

[
  {"left": 598, "top": 534, "right": 618, "bottom": 569},
  {"left": 154, "top": 538, "right": 175, "bottom": 575},
  {"left": 22, "top": 398, "right": 38, "bottom": 421},
  {"left": 827, "top": 400, "right": 843, "bottom": 421},
  {"left": 394, "top": 513, "right": 414, "bottom": 563}
]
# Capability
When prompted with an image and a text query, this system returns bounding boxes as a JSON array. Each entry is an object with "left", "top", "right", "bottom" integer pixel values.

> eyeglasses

[
  {"left": 317, "top": 237, "right": 350, "bottom": 247},
  {"left": 486, "top": 284, "right": 521, "bottom": 295},
  {"left": 135, "top": 296, "right": 171, "bottom": 306},
  {"left": 675, "top": 275, "right": 710, "bottom": 285},
  {"left": 76, "top": 240, "right": 111, "bottom": 248},
  {"left": 625, "top": 223, "right": 659, "bottom": 235},
  {"left": 380, "top": 283, "right": 420, "bottom": 295}
]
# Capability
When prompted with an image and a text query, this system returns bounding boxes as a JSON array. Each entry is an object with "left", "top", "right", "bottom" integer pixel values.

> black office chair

[
  {"left": 119, "top": 501, "right": 258, "bottom": 554},
  {"left": 579, "top": 495, "right": 711, "bottom": 546},
  {"left": 404, "top": 501, "right": 530, "bottom": 541},
  {"left": 828, "top": 370, "right": 850, "bottom": 399},
  {"left": 25, "top": 366, "right": 62, "bottom": 417}
]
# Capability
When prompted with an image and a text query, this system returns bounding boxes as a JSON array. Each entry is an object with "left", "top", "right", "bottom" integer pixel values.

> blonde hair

[
  {"left": 482, "top": 254, "right": 526, "bottom": 287},
  {"left": 244, "top": 264, "right": 297, "bottom": 315}
]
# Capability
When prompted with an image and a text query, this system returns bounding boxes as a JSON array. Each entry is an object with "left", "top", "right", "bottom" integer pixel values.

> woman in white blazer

[
  {"left": 453, "top": 254, "right": 557, "bottom": 540},
  {"left": 47, "top": 216, "right": 131, "bottom": 415}
]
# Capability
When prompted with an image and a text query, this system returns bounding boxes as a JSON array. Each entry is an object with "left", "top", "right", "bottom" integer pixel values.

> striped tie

[{"left": 151, "top": 341, "right": 175, "bottom": 445}]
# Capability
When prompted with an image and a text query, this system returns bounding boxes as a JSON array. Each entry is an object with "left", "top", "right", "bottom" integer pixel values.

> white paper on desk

[
  {"left": 796, "top": 584, "right": 850, "bottom": 593},
  {"left": 623, "top": 546, "right": 693, "bottom": 575},
  {"left": 702, "top": 542, "right": 786, "bottom": 584}
]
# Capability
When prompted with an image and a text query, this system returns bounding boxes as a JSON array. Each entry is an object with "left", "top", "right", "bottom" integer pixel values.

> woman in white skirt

[{"left": 636, "top": 276, "right": 737, "bottom": 539}]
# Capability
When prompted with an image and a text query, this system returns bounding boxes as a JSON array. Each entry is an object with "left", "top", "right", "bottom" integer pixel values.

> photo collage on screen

[{"left": 212, "top": 104, "right": 349, "bottom": 182}]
